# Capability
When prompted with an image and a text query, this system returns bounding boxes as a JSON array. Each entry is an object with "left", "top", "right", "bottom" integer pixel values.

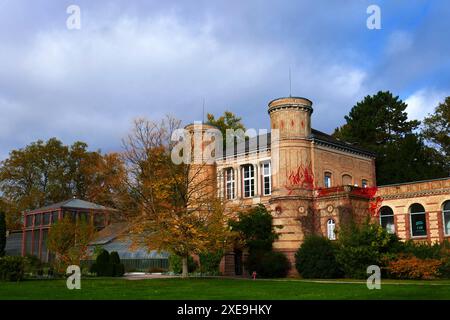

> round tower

[
  {"left": 184, "top": 122, "right": 218, "bottom": 205},
  {"left": 268, "top": 97, "right": 314, "bottom": 196}
]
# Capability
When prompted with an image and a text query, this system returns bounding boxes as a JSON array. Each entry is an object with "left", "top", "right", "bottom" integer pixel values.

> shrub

[
  {"left": 335, "top": 220, "right": 402, "bottom": 278},
  {"left": 169, "top": 255, "right": 198, "bottom": 274},
  {"left": 23, "top": 254, "right": 42, "bottom": 275},
  {"left": 113, "top": 263, "right": 125, "bottom": 277},
  {"left": 110, "top": 251, "right": 120, "bottom": 264},
  {"left": 401, "top": 240, "right": 443, "bottom": 259},
  {"left": 295, "top": 235, "right": 342, "bottom": 279},
  {"left": 246, "top": 251, "right": 290, "bottom": 278},
  {"left": 0, "top": 256, "right": 26, "bottom": 281},
  {"left": 199, "top": 250, "right": 223, "bottom": 274},
  {"left": 94, "top": 249, "right": 113, "bottom": 276},
  {"left": 388, "top": 256, "right": 442, "bottom": 279}
]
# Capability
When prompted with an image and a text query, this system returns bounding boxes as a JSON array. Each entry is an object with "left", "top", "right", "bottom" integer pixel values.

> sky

[{"left": 0, "top": 0, "right": 449, "bottom": 159}]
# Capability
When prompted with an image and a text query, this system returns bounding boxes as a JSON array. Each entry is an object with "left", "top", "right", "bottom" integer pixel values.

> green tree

[
  {"left": 0, "top": 212, "right": 6, "bottom": 257},
  {"left": 422, "top": 97, "right": 450, "bottom": 168},
  {"left": 206, "top": 111, "right": 246, "bottom": 146},
  {"left": 229, "top": 204, "right": 280, "bottom": 254},
  {"left": 333, "top": 91, "right": 447, "bottom": 184}
]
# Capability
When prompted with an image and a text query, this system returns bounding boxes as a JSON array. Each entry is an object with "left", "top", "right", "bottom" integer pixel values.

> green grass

[{"left": 1, "top": 278, "right": 450, "bottom": 300}]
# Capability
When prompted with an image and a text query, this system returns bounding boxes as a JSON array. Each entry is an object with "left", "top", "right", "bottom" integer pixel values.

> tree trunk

[{"left": 182, "top": 255, "right": 189, "bottom": 278}]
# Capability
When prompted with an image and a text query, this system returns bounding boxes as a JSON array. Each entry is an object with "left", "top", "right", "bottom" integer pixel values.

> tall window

[
  {"left": 262, "top": 162, "right": 271, "bottom": 196},
  {"left": 243, "top": 164, "right": 255, "bottom": 198},
  {"left": 324, "top": 172, "right": 332, "bottom": 188},
  {"left": 362, "top": 179, "right": 368, "bottom": 188},
  {"left": 225, "top": 168, "right": 235, "bottom": 200},
  {"left": 379, "top": 206, "right": 395, "bottom": 234},
  {"left": 342, "top": 174, "right": 352, "bottom": 186},
  {"left": 443, "top": 201, "right": 450, "bottom": 236},
  {"left": 327, "top": 219, "right": 336, "bottom": 240},
  {"left": 410, "top": 203, "right": 427, "bottom": 237}
]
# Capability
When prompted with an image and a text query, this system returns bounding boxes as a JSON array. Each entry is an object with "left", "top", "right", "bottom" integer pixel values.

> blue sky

[{"left": 0, "top": 0, "right": 449, "bottom": 158}]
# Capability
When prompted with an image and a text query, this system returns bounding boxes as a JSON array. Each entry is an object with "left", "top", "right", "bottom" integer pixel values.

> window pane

[
  {"left": 43, "top": 213, "right": 50, "bottom": 225},
  {"left": 41, "top": 229, "right": 49, "bottom": 262},
  {"left": 34, "top": 214, "right": 41, "bottom": 226},
  {"left": 410, "top": 203, "right": 425, "bottom": 214},
  {"left": 381, "top": 215, "right": 395, "bottom": 234},
  {"left": 444, "top": 211, "right": 450, "bottom": 236},
  {"left": 33, "top": 230, "right": 40, "bottom": 257},
  {"left": 25, "top": 231, "right": 32, "bottom": 254},
  {"left": 51, "top": 211, "right": 59, "bottom": 224},
  {"left": 411, "top": 213, "right": 427, "bottom": 237},
  {"left": 26, "top": 215, "right": 33, "bottom": 227}
]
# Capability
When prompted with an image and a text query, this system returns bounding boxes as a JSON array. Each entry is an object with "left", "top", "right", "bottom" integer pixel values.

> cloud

[
  {"left": 405, "top": 89, "right": 448, "bottom": 121},
  {"left": 0, "top": 1, "right": 449, "bottom": 160}
]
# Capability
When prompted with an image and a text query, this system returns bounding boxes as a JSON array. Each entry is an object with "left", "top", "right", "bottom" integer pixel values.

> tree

[
  {"left": 0, "top": 212, "right": 6, "bottom": 257},
  {"left": 0, "top": 138, "right": 129, "bottom": 229},
  {"left": 123, "top": 117, "right": 236, "bottom": 277},
  {"left": 207, "top": 111, "right": 246, "bottom": 146},
  {"left": 47, "top": 215, "right": 95, "bottom": 271},
  {"left": 333, "top": 91, "right": 448, "bottom": 184},
  {"left": 422, "top": 97, "right": 450, "bottom": 167},
  {"left": 333, "top": 91, "right": 419, "bottom": 148},
  {"left": 229, "top": 204, "right": 280, "bottom": 254}
]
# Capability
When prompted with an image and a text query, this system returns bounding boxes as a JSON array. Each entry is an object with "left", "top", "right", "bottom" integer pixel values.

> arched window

[
  {"left": 324, "top": 172, "right": 332, "bottom": 188},
  {"left": 342, "top": 174, "right": 352, "bottom": 186},
  {"left": 443, "top": 201, "right": 450, "bottom": 236},
  {"left": 327, "top": 219, "right": 336, "bottom": 240},
  {"left": 379, "top": 206, "right": 395, "bottom": 234},
  {"left": 410, "top": 203, "right": 427, "bottom": 237}
]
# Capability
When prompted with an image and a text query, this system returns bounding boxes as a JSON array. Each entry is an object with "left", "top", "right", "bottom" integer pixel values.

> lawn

[{"left": 1, "top": 278, "right": 450, "bottom": 300}]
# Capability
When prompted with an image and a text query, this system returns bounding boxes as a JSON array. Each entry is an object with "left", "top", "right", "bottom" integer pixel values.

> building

[
  {"left": 21, "top": 198, "right": 118, "bottom": 262},
  {"left": 185, "top": 96, "right": 450, "bottom": 276}
]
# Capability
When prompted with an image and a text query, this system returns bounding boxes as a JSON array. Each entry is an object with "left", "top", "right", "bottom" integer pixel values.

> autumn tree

[
  {"left": 123, "top": 117, "right": 236, "bottom": 277},
  {"left": 0, "top": 138, "right": 129, "bottom": 229},
  {"left": 422, "top": 97, "right": 450, "bottom": 168},
  {"left": 47, "top": 215, "right": 95, "bottom": 271}
]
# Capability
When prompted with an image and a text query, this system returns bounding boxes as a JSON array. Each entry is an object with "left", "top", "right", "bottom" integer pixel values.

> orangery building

[{"left": 185, "top": 96, "right": 450, "bottom": 276}]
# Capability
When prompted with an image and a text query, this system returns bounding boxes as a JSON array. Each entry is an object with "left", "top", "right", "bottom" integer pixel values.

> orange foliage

[{"left": 388, "top": 256, "right": 442, "bottom": 280}]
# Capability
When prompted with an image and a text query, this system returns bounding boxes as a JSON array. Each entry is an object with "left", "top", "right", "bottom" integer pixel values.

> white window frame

[
  {"left": 262, "top": 162, "right": 271, "bottom": 196},
  {"left": 327, "top": 219, "right": 336, "bottom": 240},
  {"left": 225, "top": 168, "right": 235, "bottom": 200},
  {"left": 324, "top": 172, "right": 332, "bottom": 188},
  {"left": 409, "top": 204, "right": 427, "bottom": 238},
  {"left": 243, "top": 165, "right": 255, "bottom": 198},
  {"left": 443, "top": 201, "right": 450, "bottom": 236},
  {"left": 379, "top": 206, "right": 395, "bottom": 234}
]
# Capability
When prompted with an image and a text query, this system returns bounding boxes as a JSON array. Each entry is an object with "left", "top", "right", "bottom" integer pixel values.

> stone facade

[{"left": 186, "top": 96, "right": 450, "bottom": 277}]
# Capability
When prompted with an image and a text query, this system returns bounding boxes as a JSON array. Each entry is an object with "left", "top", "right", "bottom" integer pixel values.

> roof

[
  {"left": 89, "top": 222, "right": 129, "bottom": 245},
  {"left": 88, "top": 222, "right": 169, "bottom": 259},
  {"left": 26, "top": 198, "right": 116, "bottom": 214},
  {"left": 221, "top": 129, "right": 375, "bottom": 158},
  {"left": 310, "top": 129, "right": 376, "bottom": 157}
]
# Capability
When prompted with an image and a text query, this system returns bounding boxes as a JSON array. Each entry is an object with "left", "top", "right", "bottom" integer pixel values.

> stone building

[{"left": 186, "top": 96, "right": 450, "bottom": 276}]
